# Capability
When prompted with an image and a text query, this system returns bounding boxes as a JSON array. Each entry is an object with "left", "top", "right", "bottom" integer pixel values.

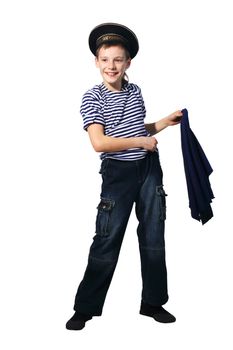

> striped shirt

[{"left": 80, "top": 82, "right": 149, "bottom": 161}]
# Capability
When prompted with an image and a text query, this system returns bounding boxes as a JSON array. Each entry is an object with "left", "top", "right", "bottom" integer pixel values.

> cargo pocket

[
  {"left": 155, "top": 185, "right": 167, "bottom": 221},
  {"left": 95, "top": 197, "right": 115, "bottom": 236}
]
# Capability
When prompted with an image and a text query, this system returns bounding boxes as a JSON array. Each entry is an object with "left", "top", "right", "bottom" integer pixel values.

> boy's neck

[{"left": 103, "top": 81, "right": 122, "bottom": 92}]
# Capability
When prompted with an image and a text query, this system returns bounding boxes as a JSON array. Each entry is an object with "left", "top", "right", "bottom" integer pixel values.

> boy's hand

[
  {"left": 141, "top": 136, "right": 158, "bottom": 151},
  {"left": 165, "top": 110, "right": 183, "bottom": 126}
]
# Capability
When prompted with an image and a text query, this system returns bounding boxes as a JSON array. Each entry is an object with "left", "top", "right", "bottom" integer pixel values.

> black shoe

[
  {"left": 140, "top": 302, "right": 176, "bottom": 324},
  {"left": 66, "top": 312, "right": 92, "bottom": 330}
]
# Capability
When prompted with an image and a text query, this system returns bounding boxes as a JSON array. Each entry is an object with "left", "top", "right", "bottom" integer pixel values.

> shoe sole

[{"left": 140, "top": 310, "right": 176, "bottom": 323}]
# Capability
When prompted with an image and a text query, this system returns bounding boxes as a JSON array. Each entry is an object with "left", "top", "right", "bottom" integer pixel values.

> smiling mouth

[{"left": 105, "top": 72, "right": 118, "bottom": 77}]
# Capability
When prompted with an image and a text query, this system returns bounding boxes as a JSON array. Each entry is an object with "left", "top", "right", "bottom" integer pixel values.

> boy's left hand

[{"left": 165, "top": 110, "right": 183, "bottom": 126}]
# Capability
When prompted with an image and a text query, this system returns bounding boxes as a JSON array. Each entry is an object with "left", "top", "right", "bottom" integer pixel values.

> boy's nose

[{"left": 108, "top": 61, "right": 116, "bottom": 69}]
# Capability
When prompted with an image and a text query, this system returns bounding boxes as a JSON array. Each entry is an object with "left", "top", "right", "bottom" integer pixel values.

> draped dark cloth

[{"left": 180, "top": 109, "right": 214, "bottom": 224}]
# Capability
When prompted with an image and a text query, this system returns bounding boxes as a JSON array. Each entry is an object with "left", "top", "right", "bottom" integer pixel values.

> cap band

[{"left": 96, "top": 33, "right": 128, "bottom": 48}]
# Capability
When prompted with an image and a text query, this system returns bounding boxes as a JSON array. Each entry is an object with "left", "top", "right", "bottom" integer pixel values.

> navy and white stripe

[{"left": 80, "top": 82, "right": 149, "bottom": 161}]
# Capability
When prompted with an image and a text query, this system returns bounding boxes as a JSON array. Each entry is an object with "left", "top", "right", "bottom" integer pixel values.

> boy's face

[{"left": 95, "top": 45, "right": 131, "bottom": 91}]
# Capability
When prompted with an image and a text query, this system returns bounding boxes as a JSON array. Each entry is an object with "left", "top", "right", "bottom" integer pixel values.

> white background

[{"left": 0, "top": 0, "right": 232, "bottom": 349}]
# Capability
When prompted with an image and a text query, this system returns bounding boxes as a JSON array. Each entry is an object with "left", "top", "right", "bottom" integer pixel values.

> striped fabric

[{"left": 80, "top": 82, "right": 149, "bottom": 161}]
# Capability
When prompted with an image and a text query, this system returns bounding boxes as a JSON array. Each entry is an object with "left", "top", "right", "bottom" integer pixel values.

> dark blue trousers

[{"left": 74, "top": 151, "right": 169, "bottom": 315}]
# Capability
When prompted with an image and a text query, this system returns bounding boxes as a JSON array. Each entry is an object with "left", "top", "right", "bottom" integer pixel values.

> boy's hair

[{"left": 95, "top": 42, "right": 130, "bottom": 59}]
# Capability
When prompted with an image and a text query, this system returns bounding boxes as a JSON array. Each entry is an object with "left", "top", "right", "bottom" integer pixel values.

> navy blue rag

[{"left": 180, "top": 109, "right": 214, "bottom": 224}]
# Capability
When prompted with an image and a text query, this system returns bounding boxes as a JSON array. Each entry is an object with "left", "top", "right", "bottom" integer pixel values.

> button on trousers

[{"left": 74, "top": 151, "right": 169, "bottom": 316}]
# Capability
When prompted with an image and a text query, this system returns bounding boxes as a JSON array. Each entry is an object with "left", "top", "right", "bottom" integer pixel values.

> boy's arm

[
  {"left": 145, "top": 110, "right": 183, "bottom": 135},
  {"left": 87, "top": 124, "right": 157, "bottom": 152}
]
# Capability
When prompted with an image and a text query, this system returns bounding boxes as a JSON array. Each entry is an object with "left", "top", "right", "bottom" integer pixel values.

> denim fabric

[{"left": 74, "top": 151, "right": 169, "bottom": 316}]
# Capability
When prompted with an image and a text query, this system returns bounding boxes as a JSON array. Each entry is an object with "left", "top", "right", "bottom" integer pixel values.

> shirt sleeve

[
  {"left": 130, "top": 83, "right": 146, "bottom": 118},
  {"left": 80, "top": 90, "right": 105, "bottom": 131},
  {"left": 137, "top": 86, "right": 146, "bottom": 117}
]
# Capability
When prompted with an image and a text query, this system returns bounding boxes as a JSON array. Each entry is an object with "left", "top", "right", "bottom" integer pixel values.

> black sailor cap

[{"left": 88, "top": 22, "right": 139, "bottom": 59}]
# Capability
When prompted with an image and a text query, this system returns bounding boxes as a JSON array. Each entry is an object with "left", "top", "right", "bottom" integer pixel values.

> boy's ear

[
  {"left": 95, "top": 57, "right": 99, "bottom": 68},
  {"left": 126, "top": 59, "right": 131, "bottom": 69}
]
